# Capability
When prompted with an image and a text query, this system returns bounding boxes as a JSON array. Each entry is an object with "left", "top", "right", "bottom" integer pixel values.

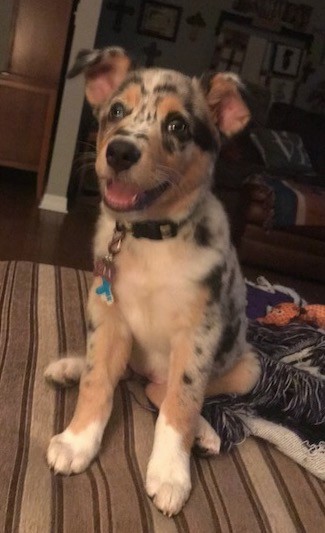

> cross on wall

[{"left": 107, "top": 0, "right": 135, "bottom": 32}]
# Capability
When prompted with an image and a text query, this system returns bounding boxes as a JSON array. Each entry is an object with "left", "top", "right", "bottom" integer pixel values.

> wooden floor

[
  {"left": 0, "top": 167, "right": 97, "bottom": 271},
  {"left": 1, "top": 166, "right": 325, "bottom": 303}
]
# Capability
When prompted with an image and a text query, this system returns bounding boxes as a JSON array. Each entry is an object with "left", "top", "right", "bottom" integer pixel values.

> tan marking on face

[
  {"left": 142, "top": 148, "right": 212, "bottom": 221},
  {"left": 157, "top": 95, "right": 185, "bottom": 119},
  {"left": 120, "top": 83, "right": 142, "bottom": 109}
]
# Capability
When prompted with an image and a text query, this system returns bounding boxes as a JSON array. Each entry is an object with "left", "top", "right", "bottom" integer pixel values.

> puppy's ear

[
  {"left": 202, "top": 72, "right": 251, "bottom": 137},
  {"left": 67, "top": 46, "right": 132, "bottom": 108}
]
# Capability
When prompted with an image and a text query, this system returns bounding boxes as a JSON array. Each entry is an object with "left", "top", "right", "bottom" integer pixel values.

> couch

[{"left": 214, "top": 101, "right": 325, "bottom": 283}]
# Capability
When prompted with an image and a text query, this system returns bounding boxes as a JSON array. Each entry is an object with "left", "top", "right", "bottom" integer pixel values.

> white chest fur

[
  {"left": 116, "top": 230, "right": 220, "bottom": 309},
  {"left": 93, "top": 196, "right": 230, "bottom": 381},
  {"left": 114, "top": 236, "right": 217, "bottom": 380}
]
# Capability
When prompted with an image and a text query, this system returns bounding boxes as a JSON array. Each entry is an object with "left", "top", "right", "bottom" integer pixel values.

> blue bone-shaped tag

[{"left": 96, "top": 277, "right": 114, "bottom": 305}]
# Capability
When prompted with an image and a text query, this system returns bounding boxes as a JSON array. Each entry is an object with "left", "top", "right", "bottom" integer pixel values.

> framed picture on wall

[
  {"left": 210, "top": 27, "right": 249, "bottom": 73},
  {"left": 270, "top": 77, "right": 296, "bottom": 103},
  {"left": 272, "top": 44, "right": 303, "bottom": 77},
  {"left": 137, "top": 1, "right": 182, "bottom": 42}
]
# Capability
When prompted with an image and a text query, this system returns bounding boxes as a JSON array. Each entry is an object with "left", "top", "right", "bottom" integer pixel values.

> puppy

[{"left": 45, "top": 47, "right": 260, "bottom": 516}]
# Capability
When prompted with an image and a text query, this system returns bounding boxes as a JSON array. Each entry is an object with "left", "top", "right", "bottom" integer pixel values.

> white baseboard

[{"left": 39, "top": 194, "right": 68, "bottom": 213}]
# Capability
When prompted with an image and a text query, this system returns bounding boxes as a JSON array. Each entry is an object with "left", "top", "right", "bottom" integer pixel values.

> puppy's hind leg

[
  {"left": 45, "top": 355, "right": 86, "bottom": 387},
  {"left": 205, "top": 348, "right": 260, "bottom": 397}
]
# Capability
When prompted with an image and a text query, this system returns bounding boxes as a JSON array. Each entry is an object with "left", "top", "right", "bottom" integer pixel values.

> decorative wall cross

[
  {"left": 107, "top": 0, "right": 135, "bottom": 32},
  {"left": 143, "top": 41, "right": 162, "bottom": 67}
]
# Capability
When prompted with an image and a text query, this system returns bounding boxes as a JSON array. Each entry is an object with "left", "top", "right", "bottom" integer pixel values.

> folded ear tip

[
  {"left": 210, "top": 72, "right": 245, "bottom": 92},
  {"left": 67, "top": 46, "right": 129, "bottom": 80}
]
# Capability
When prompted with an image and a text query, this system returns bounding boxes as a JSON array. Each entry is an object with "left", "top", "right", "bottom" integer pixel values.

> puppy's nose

[{"left": 106, "top": 140, "right": 141, "bottom": 172}]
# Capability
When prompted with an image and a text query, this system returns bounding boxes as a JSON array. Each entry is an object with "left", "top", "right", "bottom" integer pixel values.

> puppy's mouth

[{"left": 104, "top": 180, "right": 171, "bottom": 212}]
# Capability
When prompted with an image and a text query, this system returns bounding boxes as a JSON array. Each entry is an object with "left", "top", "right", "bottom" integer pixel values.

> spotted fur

[{"left": 45, "top": 50, "right": 259, "bottom": 517}]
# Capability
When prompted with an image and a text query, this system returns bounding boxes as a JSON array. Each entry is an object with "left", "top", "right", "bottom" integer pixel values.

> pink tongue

[{"left": 105, "top": 181, "right": 141, "bottom": 209}]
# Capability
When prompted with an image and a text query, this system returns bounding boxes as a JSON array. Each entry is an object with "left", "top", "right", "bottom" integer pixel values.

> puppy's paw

[
  {"left": 193, "top": 416, "right": 221, "bottom": 457},
  {"left": 146, "top": 454, "right": 191, "bottom": 516},
  {"left": 45, "top": 357, "right": 86, "bottom": 387},
  {"left": 47, "top": 424, "right": 101, "bottom": 475}
]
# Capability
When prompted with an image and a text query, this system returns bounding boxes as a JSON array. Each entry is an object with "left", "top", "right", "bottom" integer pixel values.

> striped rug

[{"left": 0, "top": 261, "right": 324, "bottom": 532}]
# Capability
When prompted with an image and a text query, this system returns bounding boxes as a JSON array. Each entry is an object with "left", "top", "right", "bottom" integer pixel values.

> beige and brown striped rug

[{"left": 0, "top": 261, "right": 324, "bottom": 533}]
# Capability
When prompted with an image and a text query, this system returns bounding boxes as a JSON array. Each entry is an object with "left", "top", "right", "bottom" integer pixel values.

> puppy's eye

[
  {"left": 167, "top": 117, "right": 188, "bottom": 134},
  {"left": 109, "top": 102, "right": 126, "bottom": 120},
  {"left": 166, "top": 115, "right": 190, "bottom": 141}
]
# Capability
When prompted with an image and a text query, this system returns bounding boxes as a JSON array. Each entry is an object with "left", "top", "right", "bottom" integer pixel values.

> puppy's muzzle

[{"left": 106, "top": 140, "right": 141, "bottom": 172}]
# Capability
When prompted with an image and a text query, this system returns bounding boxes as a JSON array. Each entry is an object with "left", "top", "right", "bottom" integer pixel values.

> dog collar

[
  {"left": 116, "top": 219, "right": 185, "bottom": 240},
  {"left": 94, "top": 217, "right": 189, "bottom": 304}
]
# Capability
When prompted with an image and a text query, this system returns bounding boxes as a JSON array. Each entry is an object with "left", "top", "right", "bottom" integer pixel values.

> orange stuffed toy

[{"left": 258, "top": 302, "right": 325, "bottom": 329}]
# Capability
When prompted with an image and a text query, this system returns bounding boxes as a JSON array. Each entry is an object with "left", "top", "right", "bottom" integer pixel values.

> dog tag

[
  {"left": 93, "top": 225, "right": 126, "bottom": 306},
  {"left": 94, "top": 258, "right": 115, "bottom": 282},
  {"left": 94, "top": 259, "right": 116, "bottom": 305},
  {"left": 96, "top": 277, "right": 114, "bottom": 305}
]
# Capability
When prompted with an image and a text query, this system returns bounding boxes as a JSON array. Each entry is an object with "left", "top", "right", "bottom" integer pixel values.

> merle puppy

[{"left": 45, "top": 47, "right": 259, "bottom": 516}]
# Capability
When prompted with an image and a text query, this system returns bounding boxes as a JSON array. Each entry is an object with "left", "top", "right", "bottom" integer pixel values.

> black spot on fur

[
  {"left": 184, "top": 100, "right": 194, "bottom": 116},
  {"left": 194, "top": 220, "right": 212, "bottom": 247},
  {"left": 87, "top": 320, "right": 96, "bottom": 333},
  {"left": 215, "top": 319, "right": 241, "bottom": 360},
  {"left": 162, "top": 134, "right": 177, "bottom": 153},
  {"left": 203, "top": 264, "right": 225, "bottom": 302},
  {"left": 228, "top": 298, "right": 236, "bottom": 320},
  {"left": 195, "top": 345, "right": 203, "bottom": 356},
  {"left": 154, "top": 83, "right": 177, "bottom": 94},
  {"left": 227, "top": 268, "right": 236, "bottom": 294},
  {"left": 135, "top": 133, "right": 149, "bottom": 140},
  {"left": 182, "top": 373, "right": 193, "bottom": 385},
  {"left": 116, "top": 128, "right": 131, "bottom": 136},
  {"left": 192, "top": 117, "right": 218, "bottom": 152}
]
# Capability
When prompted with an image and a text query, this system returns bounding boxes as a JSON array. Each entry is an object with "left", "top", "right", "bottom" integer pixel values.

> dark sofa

[{"left": 214, "top": 102, "right": 325, "bottom": 283}]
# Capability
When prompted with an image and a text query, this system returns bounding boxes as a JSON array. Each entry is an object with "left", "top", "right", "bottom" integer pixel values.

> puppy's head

[{"left": 70, "top": 48, "right": 250, "bottom": 221}]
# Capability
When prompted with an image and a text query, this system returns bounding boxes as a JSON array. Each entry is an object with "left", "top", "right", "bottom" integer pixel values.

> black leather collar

[{"left": 116, "top": 219, "right": 184, "bottom": 240}]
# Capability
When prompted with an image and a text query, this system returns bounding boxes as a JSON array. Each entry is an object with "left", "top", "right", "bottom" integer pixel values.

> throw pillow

[{"left": 250, "top": 128, "right": 314, "bottom": 172}]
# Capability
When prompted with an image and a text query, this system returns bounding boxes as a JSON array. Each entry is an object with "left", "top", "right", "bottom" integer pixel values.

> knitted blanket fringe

[{"left": 201, "top": 321, "right": 325, "bottom": 480}]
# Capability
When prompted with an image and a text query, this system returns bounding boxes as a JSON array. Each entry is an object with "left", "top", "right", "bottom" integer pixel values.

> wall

[
  {"left": 0, "top": 1, "right": 15, "bottom": 71},
  {"left": 96, "top": 0, "right": 325, "bottom": 111},
  {"left": 40, "top": 0, "right": 103, "bottom": 210},
  {"left": 43, "top": 0, "right": 325, "bottom": 207},
  {"left": 95, "top": 0, "right": 232, "bottom": 76}
]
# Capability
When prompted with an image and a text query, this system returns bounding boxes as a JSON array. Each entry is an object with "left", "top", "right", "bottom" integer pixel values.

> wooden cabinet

[{"left": 0, "top": 0, "right": 76, "bottom": 198}]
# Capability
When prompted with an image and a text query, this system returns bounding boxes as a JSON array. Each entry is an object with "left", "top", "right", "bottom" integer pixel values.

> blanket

[{"left": 202, "top": 284, "right": 325, "bottom": 480}]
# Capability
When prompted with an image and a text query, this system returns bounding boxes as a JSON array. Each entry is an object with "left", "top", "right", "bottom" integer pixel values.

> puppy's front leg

[
  {"left": 146, "top": 332, "right": 210, "bottom": 516},
  {"left": 47, "top": 281, "right": 132, "bottom": 475}
]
